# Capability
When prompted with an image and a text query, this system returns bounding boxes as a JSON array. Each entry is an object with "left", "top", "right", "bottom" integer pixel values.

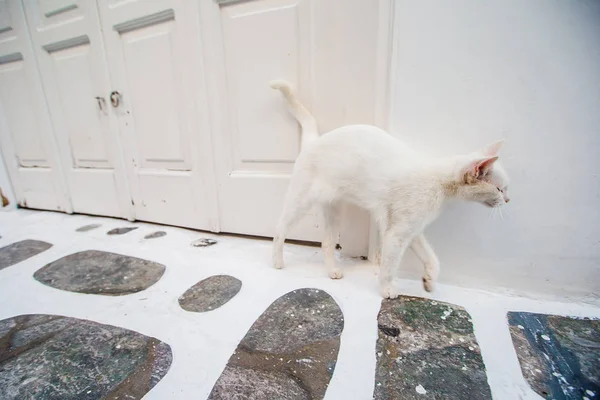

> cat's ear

[
  {"left": 464, "top": 156, "right": 499, "bottom": 180},
  {"left": 481, "top": 140, "right": 504, "bottom": 157}
]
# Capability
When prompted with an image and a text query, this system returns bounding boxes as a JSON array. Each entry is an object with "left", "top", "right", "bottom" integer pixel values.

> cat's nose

[{"left": 505, "top": 197, "right": 510, "bottom": 203}]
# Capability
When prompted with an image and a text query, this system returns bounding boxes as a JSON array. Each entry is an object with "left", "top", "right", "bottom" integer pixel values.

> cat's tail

[{"left": 269, "top": 80, "right": 319, "bottom": 149}]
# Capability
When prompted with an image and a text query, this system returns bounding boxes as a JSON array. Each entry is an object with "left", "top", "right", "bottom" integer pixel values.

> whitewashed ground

[{"left": 0, "top": 209, "right": 598, "bottom": 400}]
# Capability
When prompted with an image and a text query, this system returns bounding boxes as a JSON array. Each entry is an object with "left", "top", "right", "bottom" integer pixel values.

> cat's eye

[{"left": 497, "top": 187, "right": 503, "bottom": 193}]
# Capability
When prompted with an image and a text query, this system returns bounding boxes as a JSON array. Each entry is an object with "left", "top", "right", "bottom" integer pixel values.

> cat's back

[
  {"left": 308, "top": 124, "right": 416, "bottom": 163},
  {"left": 298, "top": 124, "right": 421, "bottom": 206}
]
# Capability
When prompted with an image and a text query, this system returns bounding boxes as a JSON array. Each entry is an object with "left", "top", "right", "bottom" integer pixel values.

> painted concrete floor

[{"left": 0, "top": 209, "right": 598, "bottom": 399}]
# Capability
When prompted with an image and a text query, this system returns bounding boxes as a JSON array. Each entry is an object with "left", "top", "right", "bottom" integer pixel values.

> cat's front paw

[
  {"left": 422, "top": 277, "right": 435, "bottom": 292},
  {"left": 381, "top": 283, "right": 401, "bottom": 299},
  {"left": 328, "top": 268, "right": 343, "bottom": 279}
]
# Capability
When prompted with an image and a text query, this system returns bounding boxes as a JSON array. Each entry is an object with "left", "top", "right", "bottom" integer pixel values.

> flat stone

[
  {"left": 508, "top": 312, "right": 600, "bottom": 399},
  {"left": 144, "top": 231, "right": 166, "bottom": 239},
  {"left": 75, "top": 224, "right": 101, "bottom": 232},
  {"left": 107, "top": 227, "right": 138, "bottom": 235},
  {"left": 179, "top": 275, "right": 242, "bottom": 312},
  {"left": 209, "top": 288, "right": 343, "bottom": 400},
  {"left": 0, "top": 314, "right": 172, "bottom": 399},
  {"left": 33, "top": 250, "right": 165, "bottom": 295},
  {"left": 374, "top": 296, "right": 492, "bottom": 400},
  {"left": 0, "top": 240, "right": 53, "bottom": 271}
]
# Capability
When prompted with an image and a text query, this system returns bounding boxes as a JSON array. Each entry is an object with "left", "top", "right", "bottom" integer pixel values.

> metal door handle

[
  {"left": 110, "top": 91, "right": 121, "bottom": 108},
  {"left": 94, "top": 96, "right": 106, "bottom": 112}
]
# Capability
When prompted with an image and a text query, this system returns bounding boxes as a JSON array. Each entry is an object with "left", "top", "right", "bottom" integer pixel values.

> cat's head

[{"left": 454, "top": 140, "right": 510, "bottom": 207}]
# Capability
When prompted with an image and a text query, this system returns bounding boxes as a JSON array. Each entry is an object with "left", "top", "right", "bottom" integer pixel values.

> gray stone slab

[
  {"left": 0, "top": 239, "right": 53, "bottom": 271},
  {"left": 508, "top": 312, "right": 600, "bottom": 399},
  {"left": 179, "top": 275, "right": 242, "bottom": 312},
  {"left": 0, "top": 314, "right": 171, "bottom": 399},
  {"left": 107, "top": 227, "right": 138, "bottom": 235},
  {"left": 374, "top": 296, "right": 492, "bottom": 400},
  {"left": 144, "top": 231, "right": 166, "bottom": 239},
  {"left": 76, "top": 224, "right": 101, "bottom": 232},
  {"left": 209, "top": 288, "right": 344, "bottom": 399},
  {"left": 33, "top": 250, "right": 165, "bottom": 295}
]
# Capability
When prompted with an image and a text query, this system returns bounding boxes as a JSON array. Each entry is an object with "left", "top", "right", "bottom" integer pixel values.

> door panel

[
  {"left": 0, "top": 58, "right": 47, "bottom": 167},
  {"left": 0, "top": 0, "right": 69, "bottom": 211},
  {"left": 223, "top": 2, "right": 303, "bottom": 170},
  {"left": 199, "top": 0, "right": 321, "bottom": 241},
  {"left": 119, "top": 15, "right": 190, "bottom": 172},
  {"left": 97, "top": 0, "right": 218, "bottom": 230},
  {"left": 22, "top": 0, "right": 131, "bottom": 218}
]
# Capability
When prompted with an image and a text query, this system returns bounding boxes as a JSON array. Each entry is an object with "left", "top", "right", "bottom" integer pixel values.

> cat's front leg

[
  {"left": 272, "top": 174, "right": 314, "bottom": 270},
  {"left": 410, "top": 234, "right": 440, "bottom": 292},
  {"left": 379, "top": 230, "right": 411, "bottom": 299}
]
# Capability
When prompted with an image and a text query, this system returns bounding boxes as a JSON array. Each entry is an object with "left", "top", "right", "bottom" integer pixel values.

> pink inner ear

[{"left": 473, "top": 156, "right": 498, "bottom": 177}]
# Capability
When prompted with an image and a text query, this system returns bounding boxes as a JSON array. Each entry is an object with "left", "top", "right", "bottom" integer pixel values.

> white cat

[{"left": 270, "top": 80, "right": 510, "bottom": 298}]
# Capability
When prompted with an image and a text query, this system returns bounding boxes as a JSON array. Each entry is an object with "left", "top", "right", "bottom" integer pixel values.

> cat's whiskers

[{"left": 489, "top": 207, "right": 497, "bottom": 221}]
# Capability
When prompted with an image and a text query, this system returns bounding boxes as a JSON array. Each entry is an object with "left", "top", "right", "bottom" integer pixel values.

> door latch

[{"left": 110, "top": 91, "right": 121, "bottom": 108}]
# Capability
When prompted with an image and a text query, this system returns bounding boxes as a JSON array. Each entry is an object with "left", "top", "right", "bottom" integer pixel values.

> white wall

[{"left": 390, "top": 0, "right": 600, "bottom": 301}]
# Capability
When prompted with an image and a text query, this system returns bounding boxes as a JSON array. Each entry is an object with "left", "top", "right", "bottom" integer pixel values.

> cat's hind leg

[
  {"left": 322, "top": 203, "right": 342, "bottom": 279},
  {"left": 410, "top": 234, "right": 440, "bottom": 292},
  {"left": 272, "top": 173, "right": 313, "bottom": 270}
]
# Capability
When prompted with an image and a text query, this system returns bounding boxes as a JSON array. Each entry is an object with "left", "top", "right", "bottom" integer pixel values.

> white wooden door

[
  {"left": 96, "top": 0, "right": 218, "bottom": 230},
  {"left": 198, "top": 0, "right": 321, "bottom": 241},
  {"left": 22, "top": 0, "right": 132, "bottom": 219},
  {"left": 0, "top": 0, "right": 70, "bottom": 211}
]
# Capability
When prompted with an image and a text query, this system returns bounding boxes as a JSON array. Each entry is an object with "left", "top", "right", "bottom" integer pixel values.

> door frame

[{"left": 368, "top": 0, "right": 395, "bottom": 261}]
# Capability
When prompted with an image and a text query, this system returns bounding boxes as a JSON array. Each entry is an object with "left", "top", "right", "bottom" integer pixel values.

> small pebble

[{"left": 191, "top": 238, "right": 218, "bottom": 247}]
